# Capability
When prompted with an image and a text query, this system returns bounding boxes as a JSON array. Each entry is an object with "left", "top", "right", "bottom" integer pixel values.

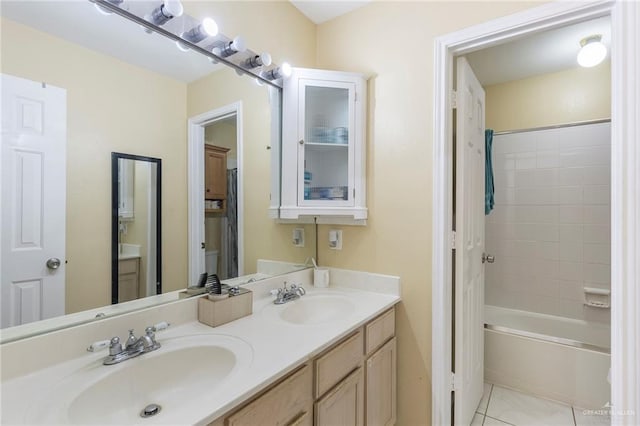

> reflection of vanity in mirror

[{"left": 0, "top": 0, "right": 316, "bottom": 343}]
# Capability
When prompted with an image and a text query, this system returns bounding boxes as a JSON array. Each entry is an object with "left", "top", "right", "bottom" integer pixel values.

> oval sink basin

[
  {"left": 264, "top": 294, "right": 355, "bottom": 325},
  {"left": 25, "top": 334, "right": 252, "bottom": 424}
]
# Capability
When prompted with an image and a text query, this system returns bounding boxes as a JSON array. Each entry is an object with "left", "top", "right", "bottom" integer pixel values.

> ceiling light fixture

[
  {"left": 577, "top": 34, "right": 607, "bottom": 68},
  {"left": 181, "top": 17, "right": 218, "bottom": 44},
  {"left": 145, "top": 0, "right": 183, "bottom": 26}
]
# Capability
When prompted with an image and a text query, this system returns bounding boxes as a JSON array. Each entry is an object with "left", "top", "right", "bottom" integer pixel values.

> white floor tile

[
  {"left": 485, "top": 416, "right": 515, "bottom": 426},
  {"left": 574, "top": 407, "right": 610, "bottom": 426},
  {"left": 477, "top": 383, "right": 493, "bottom": 414},
  {"left": 472, "top": 413, "right": 485, "bottom": 426},
  {"left": 486, "top": 386, "right": 575, "bottom": 426}
]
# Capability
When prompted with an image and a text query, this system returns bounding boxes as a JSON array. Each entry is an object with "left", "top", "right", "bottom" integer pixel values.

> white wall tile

[
  {"left": 556, "top": 186, "right": 583, "bottom": 205},
  {"left": 583, "top": 205, "right": 610, "bottom": 225},
  {"left": 515, "top": 152, "right": 537, "bottom": 170},
  {"left": 583, "top": 225, "right": 610, "bottom": 244},
  {"left": 583, "top": 243, "right": 610, "bottom": 265},
  {"left": 559, "top": 205, "right": 583, "bottom": 223},
  {"left": 559, "top": 224, "right": 583, "bottom": 242},
  {"left": 487, "top": 126, "right": 610, "bottom": 324},
  {"left": 558, "top": 167, "right": 583, "bottom": 186},
  {"left": 559, "top": 242, "right": 583, "bottom": 262},
  {"left": 583, "top": 185, "right": 610, "bottom": 205},
  {"left": 583, "top": 263, "right": 610, "bottom": 284},
  {"left": 558, "top": 261, "right": 584, "bottom": 282},
  {"left": 582, "top": 166, "right": 610, "bottom": 185}
]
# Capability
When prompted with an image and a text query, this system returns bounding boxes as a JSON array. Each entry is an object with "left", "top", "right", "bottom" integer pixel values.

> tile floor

[{"left": 472, "top": 383, "right": 611, "bottom": 426}]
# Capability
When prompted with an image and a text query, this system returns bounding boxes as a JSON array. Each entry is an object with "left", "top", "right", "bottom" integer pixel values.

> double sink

[{"left": 16, "top": 292, "right": 358, "bottom": 424}]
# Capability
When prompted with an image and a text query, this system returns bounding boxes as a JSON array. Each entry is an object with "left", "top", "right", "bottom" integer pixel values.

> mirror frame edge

[{"left": 111, "top": 152, "right": 162, "bottom": 305}]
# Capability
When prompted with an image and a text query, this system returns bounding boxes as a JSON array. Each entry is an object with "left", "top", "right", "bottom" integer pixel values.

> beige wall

[
  {"left": 315, "top": 2, "right": 543, "bottom": 424},
  {"left": 485, "top": 62, "right": 611, "bottom": 131},
  {"left": 1, "top": 18, "right": 188, "bottom": 313},
  {"left": 206, "top": 120, "right": 237, "bottom": 160}
]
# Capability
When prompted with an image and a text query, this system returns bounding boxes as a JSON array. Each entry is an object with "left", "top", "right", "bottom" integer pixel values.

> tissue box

[{"left": 197, "top": 289, "right": 253, "bottom": 327}]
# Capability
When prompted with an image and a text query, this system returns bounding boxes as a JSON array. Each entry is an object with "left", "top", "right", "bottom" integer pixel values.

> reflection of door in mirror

[
  {"left": 204, "top": 116, "right": 237, "bottom": 279},
  {"left": 111, "top": 153, "right": 161, "bottom": 305},
  {"left": 1, "top": 73, "right": 67, "bottom": 329}
]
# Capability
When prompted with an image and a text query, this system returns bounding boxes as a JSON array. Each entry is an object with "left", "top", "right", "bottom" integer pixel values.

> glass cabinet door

[{"left": 298, "top": 79, "right": 356, "bottom": 206}]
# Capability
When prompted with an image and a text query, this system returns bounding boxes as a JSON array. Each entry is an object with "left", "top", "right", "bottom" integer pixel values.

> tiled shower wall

[{"left": 485, "top": 122, "right": 610, "bottom": 324}]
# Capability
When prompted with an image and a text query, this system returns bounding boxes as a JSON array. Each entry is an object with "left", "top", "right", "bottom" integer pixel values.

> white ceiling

[
  {"left": 1, "top": 1, "right": 221, "bottom": 83},
  {"left": 466, "top": 15, "right": 611, "bottom": 86},
  {"left": 290, "top": 0, "right": 370, "bottom": 24}
]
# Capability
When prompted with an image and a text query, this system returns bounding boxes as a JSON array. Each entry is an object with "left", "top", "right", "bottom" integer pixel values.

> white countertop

[{"left": 0, "top": 273, "right": 400, "bottom": 425}]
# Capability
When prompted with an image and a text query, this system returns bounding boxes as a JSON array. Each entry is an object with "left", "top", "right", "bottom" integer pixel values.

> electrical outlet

[
  {"left": 293, "top": 228, "right": 305, "bottom": 247},
  {"left": 329, "top": 229, "right": 342, "bottom": 250}
]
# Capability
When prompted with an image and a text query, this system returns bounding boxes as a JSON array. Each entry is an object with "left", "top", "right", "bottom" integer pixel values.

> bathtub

[{"left": 484, "top": 305, "right": 611, "bottom": 409}]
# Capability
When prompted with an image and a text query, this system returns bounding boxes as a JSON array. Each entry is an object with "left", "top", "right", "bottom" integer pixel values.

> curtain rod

[{"left": 493, "top": 118, "right": 611, "bottom": 136}]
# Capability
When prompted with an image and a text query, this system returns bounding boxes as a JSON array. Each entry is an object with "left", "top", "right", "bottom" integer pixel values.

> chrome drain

[{"left": 140, "top": 403, "right": 161, "bottom": 418}]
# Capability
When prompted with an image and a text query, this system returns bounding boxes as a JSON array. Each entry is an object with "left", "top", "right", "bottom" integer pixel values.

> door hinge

[
  {"left": 353, "top": 188, "right": 356, "bottom": 198},
  {"left": 450, "top": 231, "right": 456, "bottom": 249},
  {"left": 451, "top": 90, "right": 458, "bottom": 109},
  {"left": 355, "top": 91, "right": 358, "bottom": 102},
  {"left": 451, "top": 372, "right": 461, "bottom": 391}
]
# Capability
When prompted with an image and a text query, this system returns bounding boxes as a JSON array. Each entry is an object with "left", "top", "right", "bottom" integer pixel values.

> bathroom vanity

[{"left": 0, "top": 268, "right": 400, "bottom": 425}]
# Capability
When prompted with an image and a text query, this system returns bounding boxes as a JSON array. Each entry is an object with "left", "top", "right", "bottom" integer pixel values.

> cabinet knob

[
  {"left": 206, "top": 189, "right": 210, "bottom": 192},
  {"left": 299, "top": 139, "right": 304, "bottom": 145}
]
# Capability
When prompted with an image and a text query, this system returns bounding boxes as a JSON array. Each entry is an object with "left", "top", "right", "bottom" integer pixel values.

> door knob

[
  {"left": 482, "top": 253, "right": 495, "bottom": 264},
  {"left": 46, "top": 258, "right": 61, "bottom": 270},
  {"left": 299, "top": 139, "right": 304, "bottom": 145}
]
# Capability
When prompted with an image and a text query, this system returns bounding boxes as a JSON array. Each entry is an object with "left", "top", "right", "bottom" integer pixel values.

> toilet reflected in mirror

[{"left": 111, "top": 153, "right": 162, "bottom": 304}]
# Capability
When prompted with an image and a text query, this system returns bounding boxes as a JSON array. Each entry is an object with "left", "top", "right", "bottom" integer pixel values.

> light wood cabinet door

[
  {"left": 118, "top": 258, "right": 139, "bottom": 303},
  {"left": 205, "top": 145, "right": 229, "bottom": 201},
  {"left": 315, "top": 367, "right": 364, "bottom": 426},
  {"left": 365, "top": 338, "right": 396, "bottom": 426},
  {"left": 226, "top": 364, "right": 312, "bottom": 426}
]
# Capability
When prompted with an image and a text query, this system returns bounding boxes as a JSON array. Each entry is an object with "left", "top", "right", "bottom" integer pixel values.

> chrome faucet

[
  {"left": 272, "top": 282, "right": 306, "bottom": 305},
  {"left": 87, "top": 321, "right": 169, "bottom": 365}
]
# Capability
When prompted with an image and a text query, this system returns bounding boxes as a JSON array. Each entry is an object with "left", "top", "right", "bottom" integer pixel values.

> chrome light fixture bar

[{"left": 90, "top": 0, "right": 283, "bottom": 88}]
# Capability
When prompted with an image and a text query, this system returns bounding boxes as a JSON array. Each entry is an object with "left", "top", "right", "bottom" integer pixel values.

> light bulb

[
  {"left": 245, "top": 52, "right": 272, "bottom": 69},
  {"left": 281, "top": 62, "right": 292, "bottom": 78},
  {"left": 146, "top": 0, "right": 183, "bottom": 26},
  {"left": 202, "top": 18, "right": 218, "bottom": 37},
  {"left": 182, "top": 17, "right": 218, "bottom": 44},
  {"left": 212, "top": 36, "right": 246, "bottom": 58},
  {"left": 577, "top": 35, "right": 607, "bottom": 68}
]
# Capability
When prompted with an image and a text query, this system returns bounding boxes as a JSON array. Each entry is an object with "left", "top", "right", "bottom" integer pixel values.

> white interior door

[
  {"left": 1, "top": 73, "right": 66, "bottom": 328},
  {"left": 454, "top": 57, "right": 486, "bottom": 426}
]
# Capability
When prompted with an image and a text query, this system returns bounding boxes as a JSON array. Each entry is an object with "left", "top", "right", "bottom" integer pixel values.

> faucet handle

[
  {"left": 152, "top": 321, "right": 170, "bottom": 331},
  {"left": 87, "top": 339, "right": 110, "bottom": 352}
]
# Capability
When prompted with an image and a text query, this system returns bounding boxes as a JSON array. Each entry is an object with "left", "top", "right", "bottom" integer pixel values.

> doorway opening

[
  {"left": 187, "top": 102, "right": 244, "bottom": 286},
  {"left": 431, "top": 2, "right": 640, "bottom": 426}
]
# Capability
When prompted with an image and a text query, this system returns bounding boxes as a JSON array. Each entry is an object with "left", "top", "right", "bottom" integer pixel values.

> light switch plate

[
  {"left": 293, "top": 228, "right": 305, "bottom": 247},
  {"left": 329, "top": 229, "right": 343, "bottom": 250}
]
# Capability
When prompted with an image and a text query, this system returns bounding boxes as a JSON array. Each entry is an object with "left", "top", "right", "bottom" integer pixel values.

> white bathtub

[{"left": 484, "top": 305, "right": 611, "bottom": 409}]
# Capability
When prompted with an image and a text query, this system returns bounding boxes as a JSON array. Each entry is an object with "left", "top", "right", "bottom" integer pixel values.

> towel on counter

[{"left": 485, "top": 129, "right": 495, "bottom": 215}]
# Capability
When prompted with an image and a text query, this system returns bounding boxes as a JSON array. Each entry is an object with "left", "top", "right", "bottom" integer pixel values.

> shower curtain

[
  {"left": 222, "top": 168, "right": 238, "bottom": 278},
  {"left": 485, "top": 129, "right": 495, "bottom": 215}
]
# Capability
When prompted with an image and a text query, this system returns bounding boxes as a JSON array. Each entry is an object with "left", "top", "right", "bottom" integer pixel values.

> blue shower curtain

[
  {"left": 485, "top": 129, "right": 495, "bottom": 215},
  {"left": 223, "top": 169, "right": 238, "bottom": 278}
]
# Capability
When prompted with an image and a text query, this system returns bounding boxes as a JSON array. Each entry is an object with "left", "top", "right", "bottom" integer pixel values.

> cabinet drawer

[
  {"left": 118, "top": 258, "right": 139, "bottom": 275},
  {"left": 365, "top": 307, "right": 395, "bottom": 355},
  {"left": 315, "top": 329, "right": 363, "bottom": 398},
  {"left": 226, "top": 364, "right": 312, "bottom": 426}
]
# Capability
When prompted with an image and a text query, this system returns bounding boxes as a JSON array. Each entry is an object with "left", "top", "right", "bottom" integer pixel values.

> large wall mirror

[{"left": 0, "top": 1, "right": 316, "bottom": 343}]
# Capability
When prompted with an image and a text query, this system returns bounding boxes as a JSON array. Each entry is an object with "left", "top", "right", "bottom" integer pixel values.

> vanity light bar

[{"left": 89, "top": 0, "right": 288, "bottom": 88}]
